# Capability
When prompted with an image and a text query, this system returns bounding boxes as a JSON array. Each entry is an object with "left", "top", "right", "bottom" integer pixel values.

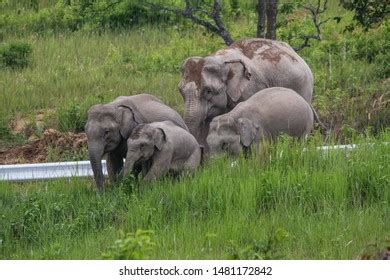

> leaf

[{"left": 333, "top": 16, "right": 342, "bottom": 23}]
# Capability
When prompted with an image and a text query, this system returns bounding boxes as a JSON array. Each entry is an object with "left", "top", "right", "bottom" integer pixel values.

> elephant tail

[{"left": 310, "top": 104, "right": 328, "bottom": 134}]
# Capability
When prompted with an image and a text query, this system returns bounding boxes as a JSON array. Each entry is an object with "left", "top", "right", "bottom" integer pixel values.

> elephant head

[
  {"left": 207, "top": 116, "right": 259, "bottom": 156},
  {"left": 122, "top": 124, "right": 166, "bottom": 178},
  {"left": 85, "top": 102, "right": 142, "bottom": 191},
  {"left": 179, "top": 55, "right": 259, "bottom": 147}
]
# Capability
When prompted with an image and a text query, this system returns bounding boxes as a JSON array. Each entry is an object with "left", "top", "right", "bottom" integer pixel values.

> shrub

[
  {"left": 0, "top": 42, "right": 32, "bottom": 69},
  {"left": 102, "top": 229, "right": 156, "bottom": 260},
  {"left": 227, "top": 228, "right": 289, "bottom": 260},
  {"left": 57, "top": 101, "right": 87, "bottom": 133}
]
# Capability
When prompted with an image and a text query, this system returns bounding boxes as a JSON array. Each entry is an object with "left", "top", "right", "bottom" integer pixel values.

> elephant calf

[
  {"left": 122, "top": 121, "right": 201, "bottom": 183},
  {"left": 207, "top": 87, "right": 313, "bottom": 156},
  {"left": 85, "top": 94, "right": 188, "bottom": 192}
]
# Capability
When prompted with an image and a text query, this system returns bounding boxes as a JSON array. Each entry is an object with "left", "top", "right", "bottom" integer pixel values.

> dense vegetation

[
  {"left": 0, "top": 0, "right": 389, "bottom": 259},
  {"left": 1, "top": 136, "right": 389, "bottom": 259}
]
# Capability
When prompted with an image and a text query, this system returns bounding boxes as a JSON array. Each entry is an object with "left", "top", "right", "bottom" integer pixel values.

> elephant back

[
  {"left": 229, "top": 38, "right": 314, "bottom": 103},
  {"left": 113, "top": 94, "right": 188, "bottom": 131}
]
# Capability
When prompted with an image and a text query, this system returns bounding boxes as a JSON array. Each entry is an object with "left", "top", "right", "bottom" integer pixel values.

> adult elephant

[
  {"left": 85, "top": 94, "right": 187, "bottom": 192},
  {"left": 178, "top": 38, "right": 314, "bottom": 150}
]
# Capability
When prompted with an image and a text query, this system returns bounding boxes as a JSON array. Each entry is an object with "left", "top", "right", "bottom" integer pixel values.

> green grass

[
  {"left": 0, "top": 2, "right": 389, "bottom": 140},
  {"left": 1, "top": 134, "right": 389, "bottom": 259},
  {"left": 0, "top": 1, "right": 389, "bottom": 260}
]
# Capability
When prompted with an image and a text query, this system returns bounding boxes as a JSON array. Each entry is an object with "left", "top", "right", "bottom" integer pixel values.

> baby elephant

[
  {"left": 207, "top": 87, "right": 314, "bottom": 156},
  {"left": 122, "top": 121, "right": 201, "bottom": 183}
]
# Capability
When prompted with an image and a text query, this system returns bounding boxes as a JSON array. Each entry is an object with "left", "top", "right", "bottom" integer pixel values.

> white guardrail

[
  {"left": 0, "top": 143, "right": 387, "bottom": 182},
  {"left": 0, "top": 160, "right": 107, "bottom": 182}
]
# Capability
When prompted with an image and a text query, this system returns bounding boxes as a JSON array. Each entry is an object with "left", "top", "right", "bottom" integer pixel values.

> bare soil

[{"left": 0, "top": 129, "right": 87, "bottom": 164}]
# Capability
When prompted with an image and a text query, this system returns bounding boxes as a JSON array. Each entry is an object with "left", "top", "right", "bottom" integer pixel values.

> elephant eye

[{"left": 203, "top": 88, "right": 213, "bottom": 99}]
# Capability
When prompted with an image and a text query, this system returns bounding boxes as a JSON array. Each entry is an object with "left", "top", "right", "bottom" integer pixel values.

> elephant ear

[
  {"left": 118, "top": 98, "right": 145, "bottom": 123},
  {"left": 117, "top": 105, "right": 137, "bottom": 139},
  {"left": 153, "top": 127, "right": 166, "bottom": 151},
  {"left": 224, "top": 59, "right": 252, "bottom": 103},
  {"left": 236, "top": 117, "right": 259, "bottom": 147}
]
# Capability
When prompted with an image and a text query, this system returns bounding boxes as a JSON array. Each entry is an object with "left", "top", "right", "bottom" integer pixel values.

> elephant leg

[
  {"left": 243, "top": 146, "right": 252, "bottom": 158},
  {"left": 198, "top": 121, "right": 210, "bottom": 153},
  {"left": 132, "top": 162, "right": 143, "bottom": 180},
  {"left": 107, "top": 152, "right": 123, "bottom": 184},
  {"left": 141, "top": 161, "right": 152, "bottom": 177},
  {"left": 143, "top": 152, "right": 172, "bottom": 183},
  {"left": 184, "top": 149, "right": 201, "bottom": 172}
]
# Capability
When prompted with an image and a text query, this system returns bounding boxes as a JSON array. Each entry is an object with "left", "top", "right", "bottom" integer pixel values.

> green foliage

[
  {"left": 57, "top": 99, "right": 91, "bottom": 133},
  {"left": 0, "top": 0, "right": 178, "bottom": 35},
  {"left": 0, "top": 118, "right": 13, "bottom": 141},
  {"left": 0, "top": 42, "right": 32, "bottom": 69},
  {"left": 349, "top": 20, "right": 390, "bottom": 75},
  {"left": 340, "top": 0, "right": 389, "bottom": 30},
  {"left": 118, "top": 173, "right": 138, "bottom": 195},
  {"left": 57, "top": 103, "right": 85, "bottom": 133},
  {"left": 228, "top": 228, "right": 289, "bottom": 260},
  {"left": 0, "top": 134, "right": 389, "bottom": 259},
  {"left": 102, "top": 230, "right": 156, "bottom": 260}
]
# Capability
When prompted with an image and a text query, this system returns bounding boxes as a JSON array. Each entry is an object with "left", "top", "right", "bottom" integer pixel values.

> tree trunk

[
  {"left": 265, "top": 0, "right": 278, "bottom": 40},
  {"left": 257, "top": 0, "right": 266, "bottom": 38}
]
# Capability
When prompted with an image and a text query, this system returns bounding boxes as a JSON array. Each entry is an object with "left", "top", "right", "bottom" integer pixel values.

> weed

[
  {"left": 227, "top": 228, "right": 289, "bottom": 260},
  {"left": 0, "top": 42, "right": 32, "bottom": 69},
  {"left": 57, "top": 101, "right": 87, "bottom": 133},
  {"left": 102, "top": 229, "right": 156, "bottom": 260}
]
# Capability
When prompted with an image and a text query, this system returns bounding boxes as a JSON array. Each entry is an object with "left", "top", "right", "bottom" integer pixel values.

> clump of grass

[
  {"left": 0, "top": 42, "right": 32, "bottom": 69},
  {"left": 102, "top": 229, "right": 156, "bottom": 260},
  {"left": 57, "top": 101, "right": 86, "bottom": 133}
]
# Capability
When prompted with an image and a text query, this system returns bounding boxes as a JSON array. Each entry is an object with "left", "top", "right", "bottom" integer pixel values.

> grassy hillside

[
  {"left": 1, "top": 1, "right": 388, "bottom": 147},
  {"left": 0, "top": 0, "right": 389, "bottom": 260}
]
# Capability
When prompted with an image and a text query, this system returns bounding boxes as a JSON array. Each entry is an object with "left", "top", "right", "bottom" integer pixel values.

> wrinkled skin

[
  {"left": 179, "top": 38, "right": 314, "bottom": 150},
  {"left": 122, "top": 121, "right": 201, "bottom": 184},
  {"left": 85, "top": 94, "right": 187, "bottom": 192},
  {"left": 207, "top": 87, "right": 314, "bottom": 157}
]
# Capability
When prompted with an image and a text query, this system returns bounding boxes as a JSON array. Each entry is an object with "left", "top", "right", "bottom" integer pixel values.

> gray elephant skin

[
  {"left": 85, "top": 94, "right": 188, "bottom": 192},
  {"left": 206, "top": 87, "right": 314, "bottom": 156},
  {"left": 122, "top": 121, "right": 201, "bottom": 183},
  {"left": 179, "top": 38, "right": 314, "bottom": 150}
]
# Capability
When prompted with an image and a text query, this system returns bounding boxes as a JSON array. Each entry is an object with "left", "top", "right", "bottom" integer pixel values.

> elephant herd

[{"left": 86, "top": 38, "right": 317, "bottom": 192}]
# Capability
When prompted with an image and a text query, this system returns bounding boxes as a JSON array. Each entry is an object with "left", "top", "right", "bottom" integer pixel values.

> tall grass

[{"left": 0, "top": 134, "right": 389, "bottom": 259}]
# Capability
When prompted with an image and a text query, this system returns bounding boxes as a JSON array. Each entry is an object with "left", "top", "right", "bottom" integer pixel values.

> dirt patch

[
  {"left": 10, "top": 109, "right": 55, "bottom": 137},
  {"left": 0, "top": 129, "right": 87, "bottom": 164},
  {"left": 259, "top": 47, "right": 298, "bottom": 65},
  {"left": 231, "top": 38, "right": 298, "bottom": 64},
  {"left": 231, "top": 38, "right": 274, "bottom": 58},
  {"left": 182, "top": 58, "right": 205, "bottom": 90},
  {"left": 360, "top": 244, "right": 390, "bottom": 260}
]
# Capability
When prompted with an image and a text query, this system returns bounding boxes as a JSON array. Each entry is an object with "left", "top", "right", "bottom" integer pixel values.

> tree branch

[
  {"left": 293, "top": 0, "right": 333, "bottom": 51},
  {"left": 146, "top": 0, "right": 234, "bottom": 46}
]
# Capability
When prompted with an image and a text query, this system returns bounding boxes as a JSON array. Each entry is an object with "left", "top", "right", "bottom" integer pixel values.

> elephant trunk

[
  {"left": 123, "top": 152, "right": 140, "bottom": 178},
  {"left": 184, "top": 96, "right": 207, "bottom": 144},
  {"left": 88, "top": 142, "right": 105, "bottom": 192}
]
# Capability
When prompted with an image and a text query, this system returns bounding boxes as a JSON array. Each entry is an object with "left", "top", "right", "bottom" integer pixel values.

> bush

[
  {"left": 350, "top": 20, "right": 390, "bottom": 77},
  {"left": 0, "top": 42, "right": 32, "bottom": 69},
  {"left": 0, "top": 1, "right": 178, "bottom": 35},
  {"left": 102, "top": 229, "right": 156, "bottom": 260},
  {"left": 57, "top": 101, "right": 87, "bottom": 133}
]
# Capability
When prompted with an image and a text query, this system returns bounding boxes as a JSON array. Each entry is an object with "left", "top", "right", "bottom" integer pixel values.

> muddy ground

[{"left": 0, "top": 129, "right": 87, "bottom": 164}]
